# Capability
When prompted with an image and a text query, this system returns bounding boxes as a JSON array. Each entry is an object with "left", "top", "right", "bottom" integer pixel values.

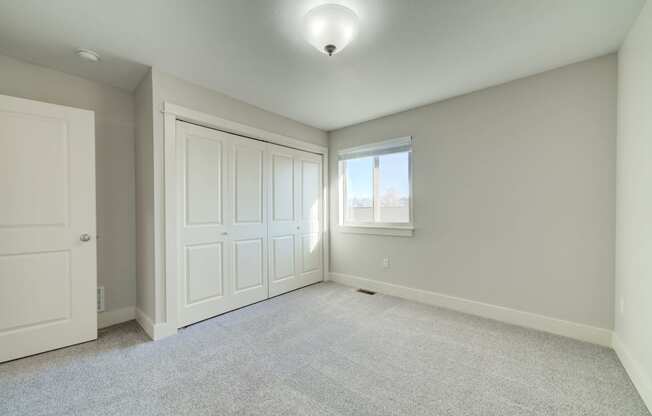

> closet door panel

[
  {"left": 177, "top": 122, "right": 267, "bottom": 327},
  {"left": 271, "top": 235, "right": 295, "bottom": 282},
  {"left": 233, "top": 146, "right": 264, "bottom": 224},
  {"left": 268, "top": 144, "right": 323, "bottom": 297},
  {"left": 298, "top": 155, "right": 323, "bottom": 282},
  {"left": 227, "top": 136, "right": 268, "bottom": 306},
  {"left": 301, "top": 234, "right": 321, "bottom": 274},
  {"left": 185, "top": 135, "right": 222, "bottom": 226},
  {"left": 177, "top": 123, "right": 231, "bottom": 326},
  {"left": 185, "top": 243, "right": 224, "bottom": 305},
  {"left": 301, "top": 159, "right": 321, "bottom": 226},
  {"left": 233, "top": 238, "right": 264, "bottom": 292},
  {"left": 268, "top": 145, "right": 299, "bottom": 296},
  {"left": 272, "top": 154, "right": 294, "bottom": 222}
]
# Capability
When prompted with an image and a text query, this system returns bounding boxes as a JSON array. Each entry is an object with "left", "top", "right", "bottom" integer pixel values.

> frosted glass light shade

[{"left": 303, "top": 4, "right": 359, "bottom": 56}]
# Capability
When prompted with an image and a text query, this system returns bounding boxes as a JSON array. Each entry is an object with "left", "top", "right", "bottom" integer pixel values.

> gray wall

[
  {"left": 0, "top": 54, "right": 136, "bottom": 316},
  {"left": 329, "top": 55, "right": 616, "bottom": 329},
  {"left": 616, "top": 0, "right": 652, "bottom": 406},
  {"left": 134, "top": 69, "right": 155, "bottom": 320},
  {"left": 151, "top": 69, "right": 328, "bottom": 147}
]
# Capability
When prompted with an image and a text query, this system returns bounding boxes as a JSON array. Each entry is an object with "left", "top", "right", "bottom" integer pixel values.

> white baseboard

[
  {"left": 135, "top": 308, "right": 156, "bottom": 339},
  {"left": 98, "top": 306, "right": 135, "bottom": 329},
  {"left": 329, "top": 272, "right": 613, "bottom": 347},
  {"left": 135, "top": 308, "right": 177, "bottom": 341},
  {"left": 613, "top": 334, "right": 652, "bottom": 412}
]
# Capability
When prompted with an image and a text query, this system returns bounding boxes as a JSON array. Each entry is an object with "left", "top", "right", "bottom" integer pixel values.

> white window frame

[{"left": 338, "top": 136, "right": 414, "bottom": 237}]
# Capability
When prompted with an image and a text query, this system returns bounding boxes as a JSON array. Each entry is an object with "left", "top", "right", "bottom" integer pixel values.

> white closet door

[
  {"left": 297, "top": 151, "right": 323, "bottom": 286},
  {"left": 268, "top": 144, "right": 323, "bottom": 297},
  {"left": 268, "top": 145, "right": 300, "bottom": 296},
  {"left": 176, "top": 122, "right": 267, "bottom": 327},
  {"left": 227, "top": 134, "right": 268, "bottom": 309},
  {"left": 0, "top": 94, "right": 97, "bottom": 363}
]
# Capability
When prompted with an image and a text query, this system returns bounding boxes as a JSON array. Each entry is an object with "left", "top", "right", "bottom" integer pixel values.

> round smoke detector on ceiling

[
  {"left": 76, "top": 48, "right": 101, "bottom": 62},
  {"left": 303, "top": 4, "right": 359, "bottom": 56}
]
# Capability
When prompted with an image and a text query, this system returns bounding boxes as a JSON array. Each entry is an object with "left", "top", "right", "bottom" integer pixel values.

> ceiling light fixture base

[{"left": 324, "top": 44, "right": 336, "bottom": 56}]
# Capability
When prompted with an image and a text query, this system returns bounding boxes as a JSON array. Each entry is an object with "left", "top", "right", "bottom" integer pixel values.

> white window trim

[{"left": 338, "top": 136, "right": 414, "bottom": 237}]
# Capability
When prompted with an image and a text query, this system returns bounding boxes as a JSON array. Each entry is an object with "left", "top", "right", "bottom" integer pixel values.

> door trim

[{"left": 161, "top": 102, "right": 329, "bottom": 338}]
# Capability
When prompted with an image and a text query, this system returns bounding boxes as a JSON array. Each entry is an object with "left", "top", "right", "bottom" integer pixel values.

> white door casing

[
  {"left": 268, "top": 144, "right": 323, "bottom": 297},
  {"left": 0, "top": 94, "right": 97, "bottom": 363},
  {"left": 176, "top": 122, "right": 268, "bottom": 327}
]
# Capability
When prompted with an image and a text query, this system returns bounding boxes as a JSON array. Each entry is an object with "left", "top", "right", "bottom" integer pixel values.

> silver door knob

[
  {"left": 80, "top": 233, "right": 91, "bottom": 242},
  {"left": 296, "top": 226, "right": 300, "bottom": 230}
]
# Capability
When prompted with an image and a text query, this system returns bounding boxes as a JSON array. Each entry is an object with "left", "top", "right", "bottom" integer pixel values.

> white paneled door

[
  {"left": 268, "top": 144, "right": 323, "bottom": 297},
  {"left": 176, "top": 122, "right": 323, "bottom": 328},
  {"left": 0, "top": 94, "right": 97, "bottom": 363},
  {"left": 176, "top": 122, "right": 268, "bottom": 327}
]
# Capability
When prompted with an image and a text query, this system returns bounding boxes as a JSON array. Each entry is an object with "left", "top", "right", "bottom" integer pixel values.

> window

[{"left": 339, "top": 137, "right": 413, "bottom": 236}]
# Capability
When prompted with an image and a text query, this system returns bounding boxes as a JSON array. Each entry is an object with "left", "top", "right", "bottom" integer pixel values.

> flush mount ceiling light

[
  {"left": 303, "top": 4, "right": 359, "bottom": 56},
  {"left": 75, "top": 48, "right": 101, "bottom": 62}
]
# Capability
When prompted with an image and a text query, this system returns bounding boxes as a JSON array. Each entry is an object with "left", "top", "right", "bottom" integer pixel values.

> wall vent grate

[
  {"left": 356, "top": 288, "right": 376, "bottom": 295},
  {"left": 97, "top": 286, "right": 105, "bottom": 312}
]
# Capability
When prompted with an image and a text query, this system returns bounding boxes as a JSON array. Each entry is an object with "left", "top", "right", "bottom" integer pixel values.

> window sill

[{"left": 338, "top": 224, "right": 414, "bottom": 237}]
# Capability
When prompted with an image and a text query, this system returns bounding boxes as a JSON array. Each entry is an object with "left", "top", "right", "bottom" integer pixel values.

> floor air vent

[{"left": 356, "top": 288, "right": 376, "bottom": 295}]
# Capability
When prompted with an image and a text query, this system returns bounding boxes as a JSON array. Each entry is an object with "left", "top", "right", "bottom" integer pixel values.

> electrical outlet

[
  {"left": 97, "top": 286, "right": 105, "bottom": 313},
  {"left": 382, "top": 257, "right": 390, "bottom": 269}
]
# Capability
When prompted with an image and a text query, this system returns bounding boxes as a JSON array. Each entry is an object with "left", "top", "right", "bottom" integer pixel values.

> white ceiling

[{"left": 0, "top": 0, "right": 645, "bottom": 131}]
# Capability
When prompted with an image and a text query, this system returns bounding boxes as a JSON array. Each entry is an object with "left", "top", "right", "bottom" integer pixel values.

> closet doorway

[{"left": 174, "top": 120, "right": 324, "bottom": 328}]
